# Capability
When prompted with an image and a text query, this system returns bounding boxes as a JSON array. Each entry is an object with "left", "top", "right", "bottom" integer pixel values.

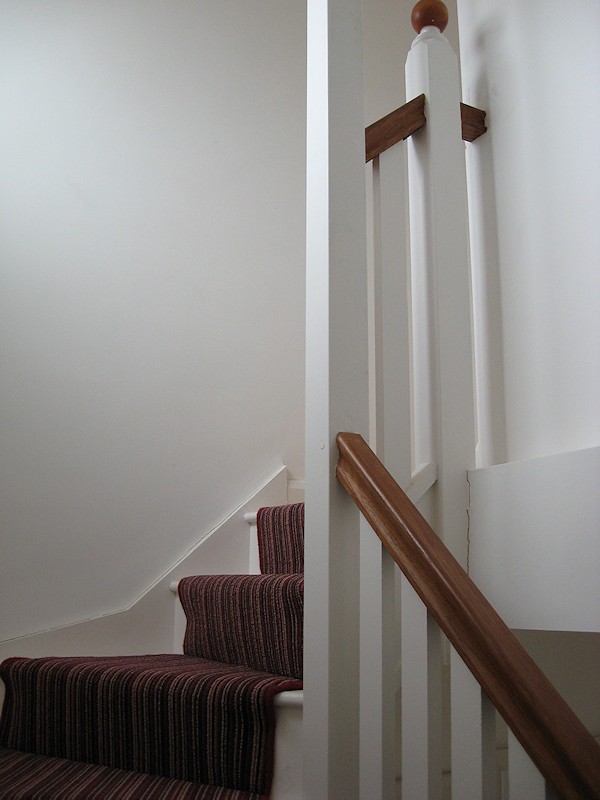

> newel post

[
  {"left": 406, "top": 0, "right": 476, "bottom": 567},
  {"left": 304, "top": 0, "right": 369, "bottom": 797},
  {"left": 403, "top": 3, "right": 488, "bottom": 799}
]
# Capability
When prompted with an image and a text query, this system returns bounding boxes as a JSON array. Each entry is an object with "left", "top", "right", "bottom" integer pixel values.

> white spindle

[
  {"left": 244, "top": 512, "right": 261, "bottom": 574},
  {"left": 507, "top": 730, "right": 546, "bottom": 800},
  {"left": 400, "top": 582, "right": 443, "bottom": 799},
  {"left": 362, "top": 139, "right": 412, "bottom": 799},
  {"left": 371, "top": 145, "right": 412, "bottom": 473},
  {"left": 450, "top": 649, "right": 498, "bottom": 798},
  {"left": 359, "top": 520, "right": 396, "bottom": 800}
]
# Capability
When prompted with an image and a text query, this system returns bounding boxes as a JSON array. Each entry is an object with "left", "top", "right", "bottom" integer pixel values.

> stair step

[
  {"left": 0, "top": 747, "right": 261, "bottom": 800},
  {"left": 178, "top": 574, "right": 303, "bottom": 678},
  {"left": 0, "top": 654, "right": 301, "bottom": 795},
  {"left": 0, "top": 502, "right": 306, "bottom": 799},
  {"left": 256, "top": 503, "right": 304, "bottom": 574}
]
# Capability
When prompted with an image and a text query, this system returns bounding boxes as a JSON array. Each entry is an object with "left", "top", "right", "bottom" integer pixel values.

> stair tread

[
  {"left": 0, "top": 654, "right": 301, "bottom": 794},
  {"left": 0, "top": 502, "right": 306, "bottom": 798},
  {"left": 0, "top": 746, "right": 263, "bottom": 800}
]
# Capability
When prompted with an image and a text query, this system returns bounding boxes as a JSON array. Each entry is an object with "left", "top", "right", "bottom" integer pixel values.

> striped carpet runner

[
  {"left": 0, "top": 503, "right": 304, "bottom": 799},
  {"left": 256, "top": 503, "right": 304, "bottom": 575},
  {"left": 0, "top": 747, "right": 262, "bottom": 800}
]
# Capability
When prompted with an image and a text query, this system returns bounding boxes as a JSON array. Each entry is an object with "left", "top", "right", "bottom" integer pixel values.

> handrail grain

[
  {"left": 336, "top": 431, "right": 600, "bottom": 800},
  {"left": 365, "top": 97, "right": 486, "bottom": 161},
  {"left": 365, "top": 95, "right": 426, "bottom": 161},
  {"left": 460, "top": 101, "right": 487, "bottom": 141}
]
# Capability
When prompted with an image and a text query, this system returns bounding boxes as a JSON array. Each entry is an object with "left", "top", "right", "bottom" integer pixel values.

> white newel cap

[{"left": 412, "top": 26, "right": 447, "bottom": 46}]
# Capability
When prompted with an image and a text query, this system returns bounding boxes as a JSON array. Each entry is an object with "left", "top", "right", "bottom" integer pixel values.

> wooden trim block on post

[{"left": 365, "top": 95, "right": 426, "bottom": 161}]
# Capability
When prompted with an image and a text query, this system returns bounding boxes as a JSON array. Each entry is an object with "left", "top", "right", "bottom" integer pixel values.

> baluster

[
  {"left": 364, "top": 98, "right": 412, "bottom": 798},
  {"left": 507, "top": 730, "right": 546, "bottom": 800},
  {"left": 450, "top": 649, "right": 498, "bottom": 798},
  {"left": 401, "top": 581, "right": 443, "bottom": 799},
  {"left": 370, "top": 145, "right": 411, "bottom": 469},
  {"left": 360, "top": 519, "right": 396, "bottom": 800}
]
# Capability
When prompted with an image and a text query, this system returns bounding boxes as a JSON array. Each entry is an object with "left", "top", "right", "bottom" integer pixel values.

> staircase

[{"left": 0, "top": 503, "right": 304, "bottom": 800}]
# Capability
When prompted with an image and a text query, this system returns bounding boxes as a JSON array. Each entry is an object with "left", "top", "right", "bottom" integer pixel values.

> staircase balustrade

[
  {"left": 362, "top": 1, "right": 481, "bottom": 795},
  {"left": 337, "top": 431, "right": 600, "bottom": 800},
  {"left": 353, "top": 2, "right": 598, "bottom": 797}
]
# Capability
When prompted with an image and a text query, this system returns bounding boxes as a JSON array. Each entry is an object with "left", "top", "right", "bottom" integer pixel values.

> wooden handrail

[
  {"left": 461, "top": 101, "right": 487, "bottom": 142},
  {"left": 365, "top": 95, "right": 426, "bottom": 161},
  {"left": 336, "top": 431, "right": 600, "bottom": 800},
  {"left": 365, "top": 97, "right": 487, "bottom": 161}
]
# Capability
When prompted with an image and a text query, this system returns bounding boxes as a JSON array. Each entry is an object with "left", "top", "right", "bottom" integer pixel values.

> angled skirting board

[
  {"left": 0, "top": 467, "right": 289, "bottom": 663},
  {"left": 468, "top": 446, "right": 600, "bottom": 632}
]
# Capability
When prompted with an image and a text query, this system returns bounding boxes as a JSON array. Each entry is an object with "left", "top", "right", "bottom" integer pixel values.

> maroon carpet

[
  {"left": 0, "top": 503, "right": 305, "bottom": 798},
  {"left": 0, "top": 746, "right": 262, "bottom": 799},
  {"left": 256, "top": 503, "right": 304, "bottom": 574},
  {"left": 179, "top": 574, "right": 303, "bottom": 679}
]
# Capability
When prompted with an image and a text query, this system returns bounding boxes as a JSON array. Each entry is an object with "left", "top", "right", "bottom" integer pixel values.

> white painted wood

[
  {"left": 405, "top": 461, "right": 437, "bottom": 504},
  {"left": 273, "top": 690, "right": 304, "bottom": 709},
  {"left": 173, "top": 586, "right": 186, "bottom": 655},
  {"left": 245, "top": 513, "right": 261, "bottom": 575},
  {"left": 271, "top": 691, "right": 304, "bottom": 800},
  {"left": 363, "top": 140, "right": 411, "bottom": 800},
  {"left": 400, "top": 580, "right": 443, "bottom": 800},
  {"left": 360, "top": 518, "right": 396, "bottom": 800},
  {"left": 304, "top": 0, "right": 368, "bottom": 795},
  {"left": 482, "top": 692, "right": 498, "bottom": 799},
  {"left": 507, "top": 729, "right": 546, "bottom": 800},
  {"left": 468, "top": 446, "right": 600, "bottom": 632},
  {"left": 450, "top": 649, "right": 497, "bottom": 799},
  {"left": 405, "top": 22, "right": 478, "bottom": 800},
  {"left": 366, "top": 160, "right": 379, "bottom": 446},
  {"left": 372, "top": 145, "right": 412, "bottom": 479},
  {"left": 405, "top": 24, "right": 476, "bottom": 564}
]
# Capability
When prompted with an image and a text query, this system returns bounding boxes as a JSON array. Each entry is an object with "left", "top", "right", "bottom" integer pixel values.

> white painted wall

[
  {"left": 457, "top": 0, "right": 600, "bottom": 740},
  {"left": 456, "top": 0, "right": 600, "bottom": 465},
  {"left": 0, "top": 1, "right": 305, "bottom": 643}
]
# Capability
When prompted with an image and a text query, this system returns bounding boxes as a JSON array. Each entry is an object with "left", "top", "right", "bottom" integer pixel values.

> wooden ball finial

[{"left": 411, "top": 0, "right": 449, "bottom": 33}]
